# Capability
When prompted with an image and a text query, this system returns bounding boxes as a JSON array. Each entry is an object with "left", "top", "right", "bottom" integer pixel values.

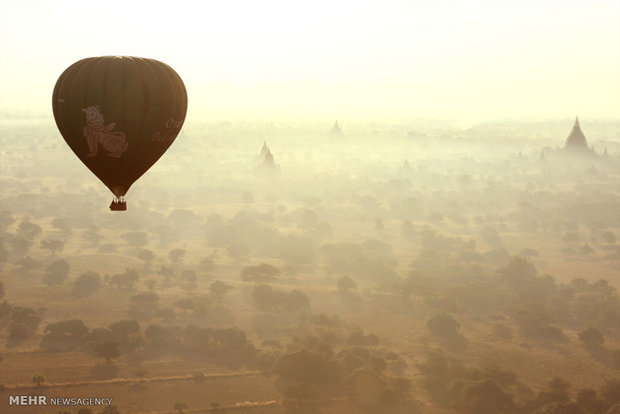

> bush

[
  {"left": 578, "top": 327, "right": 605, "bottom": 348},
  {"left": 41, "top": 319, "right": 89, "bottom": 351},
  {"left": 241, "top": 263, "right": 281, "bottom": 283},
  {"left": 72, "top": 272, "right": 101, "bottom": 297},
  {"left": 427, "top": 310, "right": 460, "bottom": 338},
  {"left": 460, "top": 378, "right": 514, "bottom": 414},
  {"left": 44, "top": 259, "right": 70, "bottom": 285}
]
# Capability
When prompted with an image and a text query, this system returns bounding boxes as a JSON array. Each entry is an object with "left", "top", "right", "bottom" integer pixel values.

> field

[{"left": 1, "top": 117, "right": 620, "bottom": 413}]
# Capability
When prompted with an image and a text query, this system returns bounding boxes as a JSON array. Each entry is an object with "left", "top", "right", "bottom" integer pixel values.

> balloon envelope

[{"left": 52, "top": 56, "right": 188, "bottom": 202}]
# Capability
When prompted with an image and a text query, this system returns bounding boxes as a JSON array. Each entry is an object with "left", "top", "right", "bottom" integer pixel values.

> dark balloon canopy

[{"left": 52, "top": 56, "right": 188, "bottom": 210}]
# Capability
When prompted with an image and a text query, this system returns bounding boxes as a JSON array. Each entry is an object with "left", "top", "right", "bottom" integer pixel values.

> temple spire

[{"left": 564, "top": 116, "right": 588, "bottom": 150}]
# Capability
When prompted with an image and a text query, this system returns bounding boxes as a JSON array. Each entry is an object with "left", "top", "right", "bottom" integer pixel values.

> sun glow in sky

[{"left": 0, "top": 0, "right": 619, "bottom": 122}]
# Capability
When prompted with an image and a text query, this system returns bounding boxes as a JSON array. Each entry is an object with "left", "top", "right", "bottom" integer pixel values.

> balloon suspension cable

[{"left": 110, "top": 196, "right": 127, "bottom": 211}]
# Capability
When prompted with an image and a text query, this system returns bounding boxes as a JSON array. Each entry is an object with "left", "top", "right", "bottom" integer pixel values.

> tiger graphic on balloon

[{"left": 82, "top": 105, "right": 128, "bottom": 158}]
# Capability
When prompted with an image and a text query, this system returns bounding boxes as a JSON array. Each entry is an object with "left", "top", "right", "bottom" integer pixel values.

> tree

[
  {"left": 136, "top": 249, "right": 155, "bottom": 266},
  {"left": 168, "top": 248, "right": 186, "bottom": 264},
  {"left": 199, "top": 256, "right": 217, "bottom": 272},
  {"left": 337, "top": 276, "right": 357, "bottom": 292},
  {"left": 8, "top": 306, "right": 42, "bottom": 340},
  {"left": 460, "top": 378, "right": 514, "bottom": 414},
  {"left": 109, "top": 319, "right": 140, "bottom": 342},
  {"left": 173, "top": 402, "right": 188, "bottom": 414},
  {"left": 32, "top": 373, "right": 45, "bottom": 387},
  {"left": 0, "top": 280, "right": 5, "bottom": 300},
  {"left": 128, "top": 291, "right": 159, "bottom": 319},
  {"left": 45, "top": 258, "right": 70, "bottom": 285},
  {"left": 40, "top": 238, "right": 65, "bottom": 255},
  {"left": 41, "top": 319, "right": 89, "bottom": 351},
  {"left": 497, "top": 256, "right": 537, "bottom": 286},
  {"left": 18, "top": 221, "right": 42, "bottom": 240},
  {"left": 72, "top": 272, "right": 101, "bottom": 297},
  {"left": 578, "top": 327, "right": 605, "bottom": 348},
  {"left": 348, "top": 331, "right": 380, "bottom": 346},
  {"left": 110, "top": 269, "right": 140, "bottom": 289},
  {"left": 15, "top": 256, "right": 40, "bottom": 272},
  {"left": 94, "top": 341, "right": 121, "bottom": 363},
  {"left": 427, "top": 310, "right": 460, "bottom": 338},
  {"left": 51, "top": 217, "right": 72, "bottom": 236},
  {"left": 285, "top": 290, "right": 311, "bottom": 314},
  {"left": 240, "top": 263, "right": 280, "bottom": 283},
  {"left": 209, "top": 280, "right": 233, "bottom": 300},
  {"left": 576, "top": 388, "right": 605, "bottom": 414}
]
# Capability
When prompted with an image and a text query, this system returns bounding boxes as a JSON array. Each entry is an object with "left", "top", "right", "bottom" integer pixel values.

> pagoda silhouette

[
  {"left": 256, "top": 141, "right": 280, "bottom": 178},
  {"left": 331, "top": 121, "right": 342, "bottom": 135},
  {"left": 259, "top": 140, "right": 270, "bottom": 158},
  {"left": 564, "top": 117, "right": 591, "bottom": 152}
]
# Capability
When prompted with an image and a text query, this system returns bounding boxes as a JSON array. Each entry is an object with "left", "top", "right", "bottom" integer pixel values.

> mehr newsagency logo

[{"left": 9, "top": 395, "right": 113, "bottom": 406}]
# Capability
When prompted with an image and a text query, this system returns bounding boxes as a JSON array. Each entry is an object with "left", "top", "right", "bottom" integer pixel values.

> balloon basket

[{"left": 110, "top": 198, "right": 127, "bottom": 211}]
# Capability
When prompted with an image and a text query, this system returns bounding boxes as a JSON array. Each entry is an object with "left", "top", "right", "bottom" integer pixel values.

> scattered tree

[
  {"left": 209, "top": 280, "right": 233, "bottom": 300},
  {"left": 18, "top": 220, "right": 42, "bottom": 240},
  {"left": 94, "top": 341, "right": 121, "bottom": 363},
  {"left": 241, "top": 263, "right": 280, "bottom": 283},
  {"left": 72, "top": 272, "right": 101, "bottom": 297},
  {"left": 136, "top": 249, "right": 155, "bottom": 266},
  {"left": 460, "top": 378, "right": 514, "bottom": 414},
  {"left": 173, "top": 402, "right": 187, "bottom": 414},
  {"left": 40, "top": 238, "right": 64, "bottom": 255},
  {"left": 427, "top": 310, "right": 460, "bottom": 338},
  {"left": 337, "top": 275, "right": 357, "bottom": 292},
  {"left": 32, "top": 373, "right": 45, "bottom": 387},
  {"left": 41, "top": 319, "right": 89, "bottom": 351},
  {"left": 579, "top": 327, "right": 605, "bottom": 348},
  {"left": 44, "top": 258, "right": 71, "bottom": 285},
  {"left": 168, "top": 248, "right": 186, "bottom": 264}
]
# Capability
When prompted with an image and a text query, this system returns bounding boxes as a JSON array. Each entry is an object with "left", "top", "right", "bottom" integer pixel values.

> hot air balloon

[{"left": 52, "top": 56, "right": 188, "bottom": 211}]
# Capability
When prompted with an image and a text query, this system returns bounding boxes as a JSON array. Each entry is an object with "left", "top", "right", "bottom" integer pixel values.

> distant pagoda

[
  {"left": 564, "top": 117, "right": 590, "bottom": 151},
  {"left": 331, "top": 121, "right": 342, "bottom": 135},
  {"left": 263, "top": 148, "right": 275, "bottom": 166}
]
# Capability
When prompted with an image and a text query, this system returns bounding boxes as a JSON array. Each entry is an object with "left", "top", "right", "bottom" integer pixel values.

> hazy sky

[{"left": 0, "top": 0, "right": 619, "bottom": 122}]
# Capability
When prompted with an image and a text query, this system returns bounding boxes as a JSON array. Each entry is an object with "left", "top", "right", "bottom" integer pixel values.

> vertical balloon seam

[
  {"left": 74, "top": 58, "right": 99, "bottom": 159},
  {"left": 167, "top": 64, "right": 187, "bottom": 129},
  {"left": 135, "top": 58, "right": 157, "bottom": 176},
  {"left": 52, "top": 65, "right": 70, "bottom": 136},
  {"left": 119, "top": 58, "right": 129, "bottom": 196},
  {"left": 146, "top": 58, "right": 165, "bottom": 157},
  {"left": 133, "top": 57, "right": 148, "bottom": 172},
  {"left": 130, "top": 58, "right": 163, "bottom": 188}
]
